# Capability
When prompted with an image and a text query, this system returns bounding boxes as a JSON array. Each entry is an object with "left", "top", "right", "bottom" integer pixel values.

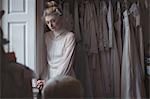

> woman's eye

[
  {"left": 51, "top": 19, "right": 56, "bottom": 23},
  {"left": 46, "top": 21, "right": 49, "bottom": 24},
  {"left": 45, "top": 18, "right": 57, "bottom": 24}
]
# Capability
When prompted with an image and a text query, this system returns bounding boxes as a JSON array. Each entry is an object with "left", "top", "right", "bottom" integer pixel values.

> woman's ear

[{"left": 0, "top": 10, "right": 5, "bottom": 19}]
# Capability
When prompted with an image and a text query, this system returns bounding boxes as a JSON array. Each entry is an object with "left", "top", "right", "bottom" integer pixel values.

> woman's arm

[{"left": 57, "top": 32, "right": 76, "bottom": 76}]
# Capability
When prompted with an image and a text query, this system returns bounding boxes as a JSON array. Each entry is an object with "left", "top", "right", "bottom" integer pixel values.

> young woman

[{"left": 37, "top": 1, "right": 76, "bottom": 90}]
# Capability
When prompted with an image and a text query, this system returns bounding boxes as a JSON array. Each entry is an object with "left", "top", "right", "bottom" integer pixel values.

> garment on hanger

[
  {"left": 121, "top": 4, "right": 145, "bottom": 98},
  {"left": 113, "top": 2, "right": 122, "bottom": 97},
  {"left": 114, "top": 1, "right": 122, "bottom": 63},
  {"left": 74, "top": 0, "right": 81, "bottom": 42},
  {"left": 95, "top": 0, "right": 109, "bottom": 51},
  {"left": 129, "top": 3, "right": 145, "bottom": 75},
  {"left": 82, "top": 1, "right": 98, "bottom": 53},
  {"left": 74, "top": 1, "right": 94, "bottom": 98},
  {"left": 62, "top": 2, "right": 73, "bottom": 31},
  {"left": 108, "top": 1, "right": 122, "bottom": 98}
]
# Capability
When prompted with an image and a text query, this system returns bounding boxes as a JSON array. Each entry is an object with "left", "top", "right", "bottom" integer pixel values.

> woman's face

[{"left": 45, "top": 15, "right": 62, "bottom": 32}]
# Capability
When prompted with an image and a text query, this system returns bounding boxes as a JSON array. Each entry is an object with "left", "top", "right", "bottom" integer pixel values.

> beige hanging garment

[
  {"left": 114, "top": 1, "right": 122, "bottom": 63},
  {"left": 121, "top": 8, "right": 145, "bottom": 99},
  {"left": 74, "top": 0, "right": 81, "bottom": 42},
  {"left": 107, "top": 1, "right": 122, "bottom": 97}
]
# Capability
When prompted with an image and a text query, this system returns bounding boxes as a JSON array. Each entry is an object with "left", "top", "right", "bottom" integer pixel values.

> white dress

[{"left": 44, "top": 29, "right": 75, "bottom": 79}]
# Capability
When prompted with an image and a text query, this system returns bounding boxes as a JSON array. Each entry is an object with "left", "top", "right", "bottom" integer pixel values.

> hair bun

[
  {"left": 46, "top": 1, "right": 58, "bottom": 8},
  {"left": 43, "top": 1, "right": 62, "bottom": 17}
]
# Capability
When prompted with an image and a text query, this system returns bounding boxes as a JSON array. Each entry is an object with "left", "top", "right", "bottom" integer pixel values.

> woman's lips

[{"left": 51, "top": 27, "right": 55, "bottom": 30}]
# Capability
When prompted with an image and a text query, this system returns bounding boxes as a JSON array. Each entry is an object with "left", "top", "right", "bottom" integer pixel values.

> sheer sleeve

[{"left": 57, "top": 32, "right": 76, "bottom": 76}]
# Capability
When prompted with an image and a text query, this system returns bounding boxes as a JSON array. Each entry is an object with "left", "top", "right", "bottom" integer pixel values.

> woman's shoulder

[
  {"left": 65, "top": 31, "right": 75, "bottom": 38},
  {"left": 44, "top": 31, "right": 52, "bottom": 36},
  {"left": 44, "top": 31, "right": 53, "bottom": 39},
  {"left": 64, "top": 31, "right": 75, "bottom": 43}
]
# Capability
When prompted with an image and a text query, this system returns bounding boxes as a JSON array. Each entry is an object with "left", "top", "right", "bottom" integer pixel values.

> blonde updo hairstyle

[{"left": 43, "top": 1, "right": 62, "bottom": 20}]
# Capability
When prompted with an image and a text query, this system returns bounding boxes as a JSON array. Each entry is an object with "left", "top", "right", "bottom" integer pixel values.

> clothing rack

[{"left": 43, "top": 0, "right": 149, "bottom": 98}]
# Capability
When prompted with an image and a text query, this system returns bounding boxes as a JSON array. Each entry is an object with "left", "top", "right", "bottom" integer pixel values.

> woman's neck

[{"left": 53, "top": 28, "right": 66, "bottom": 37}]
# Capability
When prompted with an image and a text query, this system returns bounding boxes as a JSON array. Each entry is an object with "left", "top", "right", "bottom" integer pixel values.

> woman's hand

[{"left": 36, "top": 80, "right": 45, "bottom": 90}]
